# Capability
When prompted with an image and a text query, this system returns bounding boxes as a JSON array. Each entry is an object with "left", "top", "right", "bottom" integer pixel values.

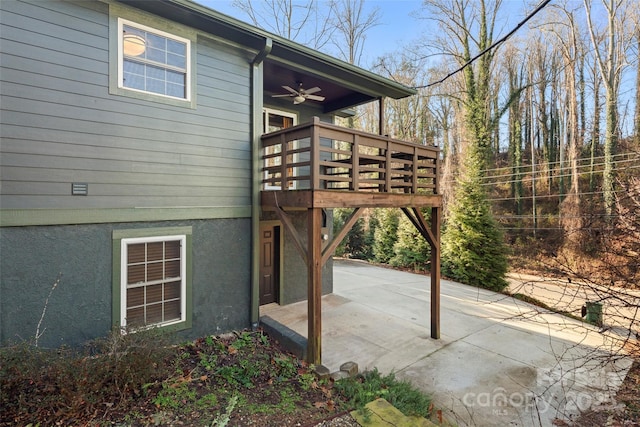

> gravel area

[{"left": 312, "top": 413, "right": 360, "bottom": 427}]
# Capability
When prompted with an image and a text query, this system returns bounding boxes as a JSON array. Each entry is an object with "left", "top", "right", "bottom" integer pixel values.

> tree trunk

[
  {"left": 583, "top": 0, "right": 627, "bottom": 218},
  {"left": 590, "top": 66, "right": 601, "bottom": 192},
  {"left": 635, "top": 33, "right": 640, "bottom": 147}
]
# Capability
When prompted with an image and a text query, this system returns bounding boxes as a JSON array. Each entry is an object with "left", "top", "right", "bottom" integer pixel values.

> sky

[
  {"left": 194, "top": 1, "right": 536, "bottom": 69},
  {"left": 193, "top": 1, "right": 636, "bottom": 136},
  {"left": 196, "top": 0, "right": 430, "bottom": 67}
]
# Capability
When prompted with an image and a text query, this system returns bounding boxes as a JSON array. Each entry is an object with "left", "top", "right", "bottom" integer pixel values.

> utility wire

[
  {"left": 484, "top": 153, "right": 638, "bottom": 177},
  {"left": 476, "top": 162, "right": 640, "bottom": 187},
  {"left": 413, "top": 0, "right": 553, "bottom": 89},
  {"left": 440, "top": 159, "right": 640, "bottom": 186},
  {"left": 446, "top": 151, "right": 638, "bottom": 177},
  {"left": 486, "top": 188, "right": 630, "bottom": 202}
]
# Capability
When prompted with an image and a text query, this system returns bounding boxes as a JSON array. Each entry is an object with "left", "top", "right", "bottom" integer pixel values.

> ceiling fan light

[{"left": 293, "top": 95, "right": 306, "bottom": 104}]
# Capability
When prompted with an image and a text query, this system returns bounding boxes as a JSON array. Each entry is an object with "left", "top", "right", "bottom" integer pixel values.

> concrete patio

[{"left": 261, "top": 259, "right": 633, "bottom": 427}]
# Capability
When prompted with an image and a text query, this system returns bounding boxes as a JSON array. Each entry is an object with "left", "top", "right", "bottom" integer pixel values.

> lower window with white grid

[{"left": 120, "top": 235, "right": 186, "bottom": 329}]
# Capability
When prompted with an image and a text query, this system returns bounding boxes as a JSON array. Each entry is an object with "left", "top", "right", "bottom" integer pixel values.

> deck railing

[{"left": 261, "top": 117, "right": 439, "bottom": 194}]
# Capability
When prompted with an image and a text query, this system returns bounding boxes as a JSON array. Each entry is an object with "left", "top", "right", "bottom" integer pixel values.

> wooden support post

[
  {"left": 310, "top": 117, "right": 320, "bottom": 190},
  {"left": 384, "top": 143, "right": 392, "bottom": 192},
  {"left": 379, "top": 97, "right": 385, "bottom": 136},
  {"left": 412, "top": 147, "right": 419, "bottom": 194},
  {"left": 307, "top": 207, "right": 323, "bottom": 364},
  {"left": 400, "top": 207, "right": 440, "bottom": 339},
  {"left": 351, "top": 135, "right": 359, "bottom": 191},
  {"left": 280, "top": 133, "right": 288, "bottom": 189},
  {"left": 430, "top": 206, "right": 441, "bottom": 339}
]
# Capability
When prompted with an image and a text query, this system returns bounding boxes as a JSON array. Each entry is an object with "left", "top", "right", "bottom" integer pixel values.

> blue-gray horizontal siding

[{"left": 0, "top": 0, "right": 252, "bottom": 213}]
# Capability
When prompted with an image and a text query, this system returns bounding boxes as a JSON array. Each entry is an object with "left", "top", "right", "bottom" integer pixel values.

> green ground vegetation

[{"left": 0, "top": 329, "right": 432, "bottom": 426}]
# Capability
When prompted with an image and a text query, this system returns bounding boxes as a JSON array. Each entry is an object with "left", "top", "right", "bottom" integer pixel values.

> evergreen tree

[
  {"left": 441, "top": 168, "right": 509, "bottom": 291},
  {"left": 422, "top": 0, "right": 510, "bottom": 291},
  {"left": 363, "top": 212, "right": 379, "bottom": 261},
  {"left": 391, "top": 212, "right": 431, "bottom": 271},
  {"left": 333, "top": 208, "right": 367, "bottom": 259},
  {"left": 373, "top": 208, "right": 400, "bottom": 263}
]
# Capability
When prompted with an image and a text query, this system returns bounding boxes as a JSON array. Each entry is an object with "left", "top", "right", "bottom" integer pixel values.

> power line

[
  {"left": 440, "top": 159, "right": 640, "bottom": 187},
  {"left": 486, "top": 188, "right": 631, "bottom": 202},
  {"left": 467, "top": 151, "right": 637, "bottom": 177},
  {"left": 481, "top": 155, "right": 640, "bottom": 178},
  {"left": 438, "top": 151, "right": 639, "bottom": 181},
  {"left": 413, "top": 0, "right": 553, "bottom": 89},
  {"left": 477, "top": 162, "right": 640, "bottom": 187},
  {"left": 499, "top": 227, "right": 617, "bottom": 230},
  {"left": 495, "top": 214, "right": 624, "bottom": 219},
  {"left": 488, "top": 154, "right": 638, "bottom": 177}
]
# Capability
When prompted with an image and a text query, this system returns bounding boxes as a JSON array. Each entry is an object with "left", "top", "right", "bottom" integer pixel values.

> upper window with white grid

[{"left": 118, "top": 19, "right": 190, "bottom": 100}]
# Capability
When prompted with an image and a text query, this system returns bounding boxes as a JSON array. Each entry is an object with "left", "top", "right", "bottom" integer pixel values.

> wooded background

[{"left": 231, "top": 0, "right": 639, "bottom": 292}]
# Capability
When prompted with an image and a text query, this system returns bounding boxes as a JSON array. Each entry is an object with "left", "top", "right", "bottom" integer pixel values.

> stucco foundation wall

[
  {"left": 262, "top": 210, "right": 333, "bottom": 305},
  {"left": 0, "top": 218, "right": 251, "bottom": 348}
]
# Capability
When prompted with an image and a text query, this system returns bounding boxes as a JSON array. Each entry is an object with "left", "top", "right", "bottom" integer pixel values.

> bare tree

[
  {"left": 328, "top": 0, "right": 380, "bottom": 66},
  {"left": 419, "top": 0, "right": 506, "bottom": 170},
  {"left": 531, "top": 1, "right": 586, "bottom": 253},
  {"left": 369, "top": 53, "right": 436, "bottom": 142},
  {"left": 634, "top": 26, "right": 640, "bottom": 148},
  {"left": 583, "top": 0, "right": 632, "bottom": 218},
  {"left": 429, "top": 62, "right": 460, "bottom": 216},
  {"left": 232, "top": 0, "right": 334, "bottom": 50},
  {"left": 588, "top": 44, "right": 603, "bottom": 192},
  {"left": 505, "top": 43, "right": 525, "bottom": 216}
]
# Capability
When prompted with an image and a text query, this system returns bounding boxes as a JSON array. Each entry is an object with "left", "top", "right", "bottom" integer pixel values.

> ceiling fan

[{"left": 272, "top": 82, "right": 325, "bottom": 105}]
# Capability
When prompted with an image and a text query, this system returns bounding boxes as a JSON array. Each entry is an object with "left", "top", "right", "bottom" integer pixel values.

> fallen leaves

[{"left": 313, "top": 399, "right": 336, "bottom": 411}]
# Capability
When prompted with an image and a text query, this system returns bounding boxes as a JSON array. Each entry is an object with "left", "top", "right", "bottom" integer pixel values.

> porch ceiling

[{"left": 264, "top": 60, "right": 378, "bottom": 114}]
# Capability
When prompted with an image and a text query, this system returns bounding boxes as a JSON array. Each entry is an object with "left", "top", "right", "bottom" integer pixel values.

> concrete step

[{"left": 350, "top": 398, "right": 437, "bottom": 427}]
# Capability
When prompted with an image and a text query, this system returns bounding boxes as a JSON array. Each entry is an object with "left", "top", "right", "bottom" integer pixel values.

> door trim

[{"left": 259, "top": 220, "right": 284, "bottom": 305}]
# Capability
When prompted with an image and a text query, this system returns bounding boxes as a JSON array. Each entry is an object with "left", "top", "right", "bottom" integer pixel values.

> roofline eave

[{"left": 118, "top": 0, "right": 416, "bottom": 100}]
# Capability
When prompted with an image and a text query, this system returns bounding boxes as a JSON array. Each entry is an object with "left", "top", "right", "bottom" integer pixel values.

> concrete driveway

[{"left": 261, "top": 260, "right": 633, "bottom": 427}]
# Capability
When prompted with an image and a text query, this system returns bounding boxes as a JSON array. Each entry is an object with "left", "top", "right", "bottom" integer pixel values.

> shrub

[
  {"left": 390, "top": 211, "right": 431, "bottom": 271},
  {"left": 334, "top": 208, "right": 368, "bottom": 259},
  {"left": 0, "top": 328, "right": 173, "bottom": 425},
  {"left": 335, "top": 368, "right": 431, "bottom": 418},
  {"left": 373, "top": 208, "right": 400, "bottom": 263}
]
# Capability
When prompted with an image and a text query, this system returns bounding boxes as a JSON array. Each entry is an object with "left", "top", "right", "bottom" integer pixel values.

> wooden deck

[
  {"left": 259, "top": 117, "right": 442, "bottom": 365},
  {"left": 260, "top": 117, "right": 440, "bottom": 209}
]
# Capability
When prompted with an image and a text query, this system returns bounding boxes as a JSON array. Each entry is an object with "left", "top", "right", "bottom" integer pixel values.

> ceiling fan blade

[
  {"left": 282, "top": 85, "right": 298, "bottom": 94},
  {"left": 303, "top": 87, "right": 321, "bottom": 95},
  {"left": 305, "top": 94, "right": 325, "bottom": 101},
  {"left": 271, "top": 94, "right": 294, "bottom": 98}
]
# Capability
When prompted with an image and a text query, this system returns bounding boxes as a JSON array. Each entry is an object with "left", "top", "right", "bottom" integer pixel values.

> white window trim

[
  {"left": 117, "top": 18, "right": 192, "bottom": 101},
  {"left": 263, "top": 108, "right": 298, "bottom": 190},
  {"left": 120, "top": 234, "right": 187, "bottom": 330}
]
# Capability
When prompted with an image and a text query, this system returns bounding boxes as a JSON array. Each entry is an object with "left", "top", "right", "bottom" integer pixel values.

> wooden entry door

[{"left": 259, "top": 224, "right": 280, "bottom": 305}]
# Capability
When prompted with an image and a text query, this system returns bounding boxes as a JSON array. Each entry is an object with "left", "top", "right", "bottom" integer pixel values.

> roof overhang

[{"left": 117, "top": 0, "right": 416, "bottom": 113}]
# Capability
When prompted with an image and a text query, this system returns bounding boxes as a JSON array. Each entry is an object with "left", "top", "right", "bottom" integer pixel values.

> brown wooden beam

[
  {"left": 321, "top": 207, "right": 363, "bottom": 266},
  {"left": 400, "top": 207, "right": 441, "bottom": 340},
  {"left": 271, "top": 204, "right": 307, "bottom": 265},
  {"left": 307, "top": 207, "right": 323, "bottom": 365},
  {"left": 351, "top": 135, "right": 360, "bottom": 191},
  {"left": 262, "top": 190, "right": 442, "bottom": 210},
  {"left": 430, "top": 206, "right": 441, "bottom": 339},
  {"left": 379, "top": 97, "right": 385, "bottom": 136},
  {"left": 401, "top": 207, "right": 436, "bottom": 248}
]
